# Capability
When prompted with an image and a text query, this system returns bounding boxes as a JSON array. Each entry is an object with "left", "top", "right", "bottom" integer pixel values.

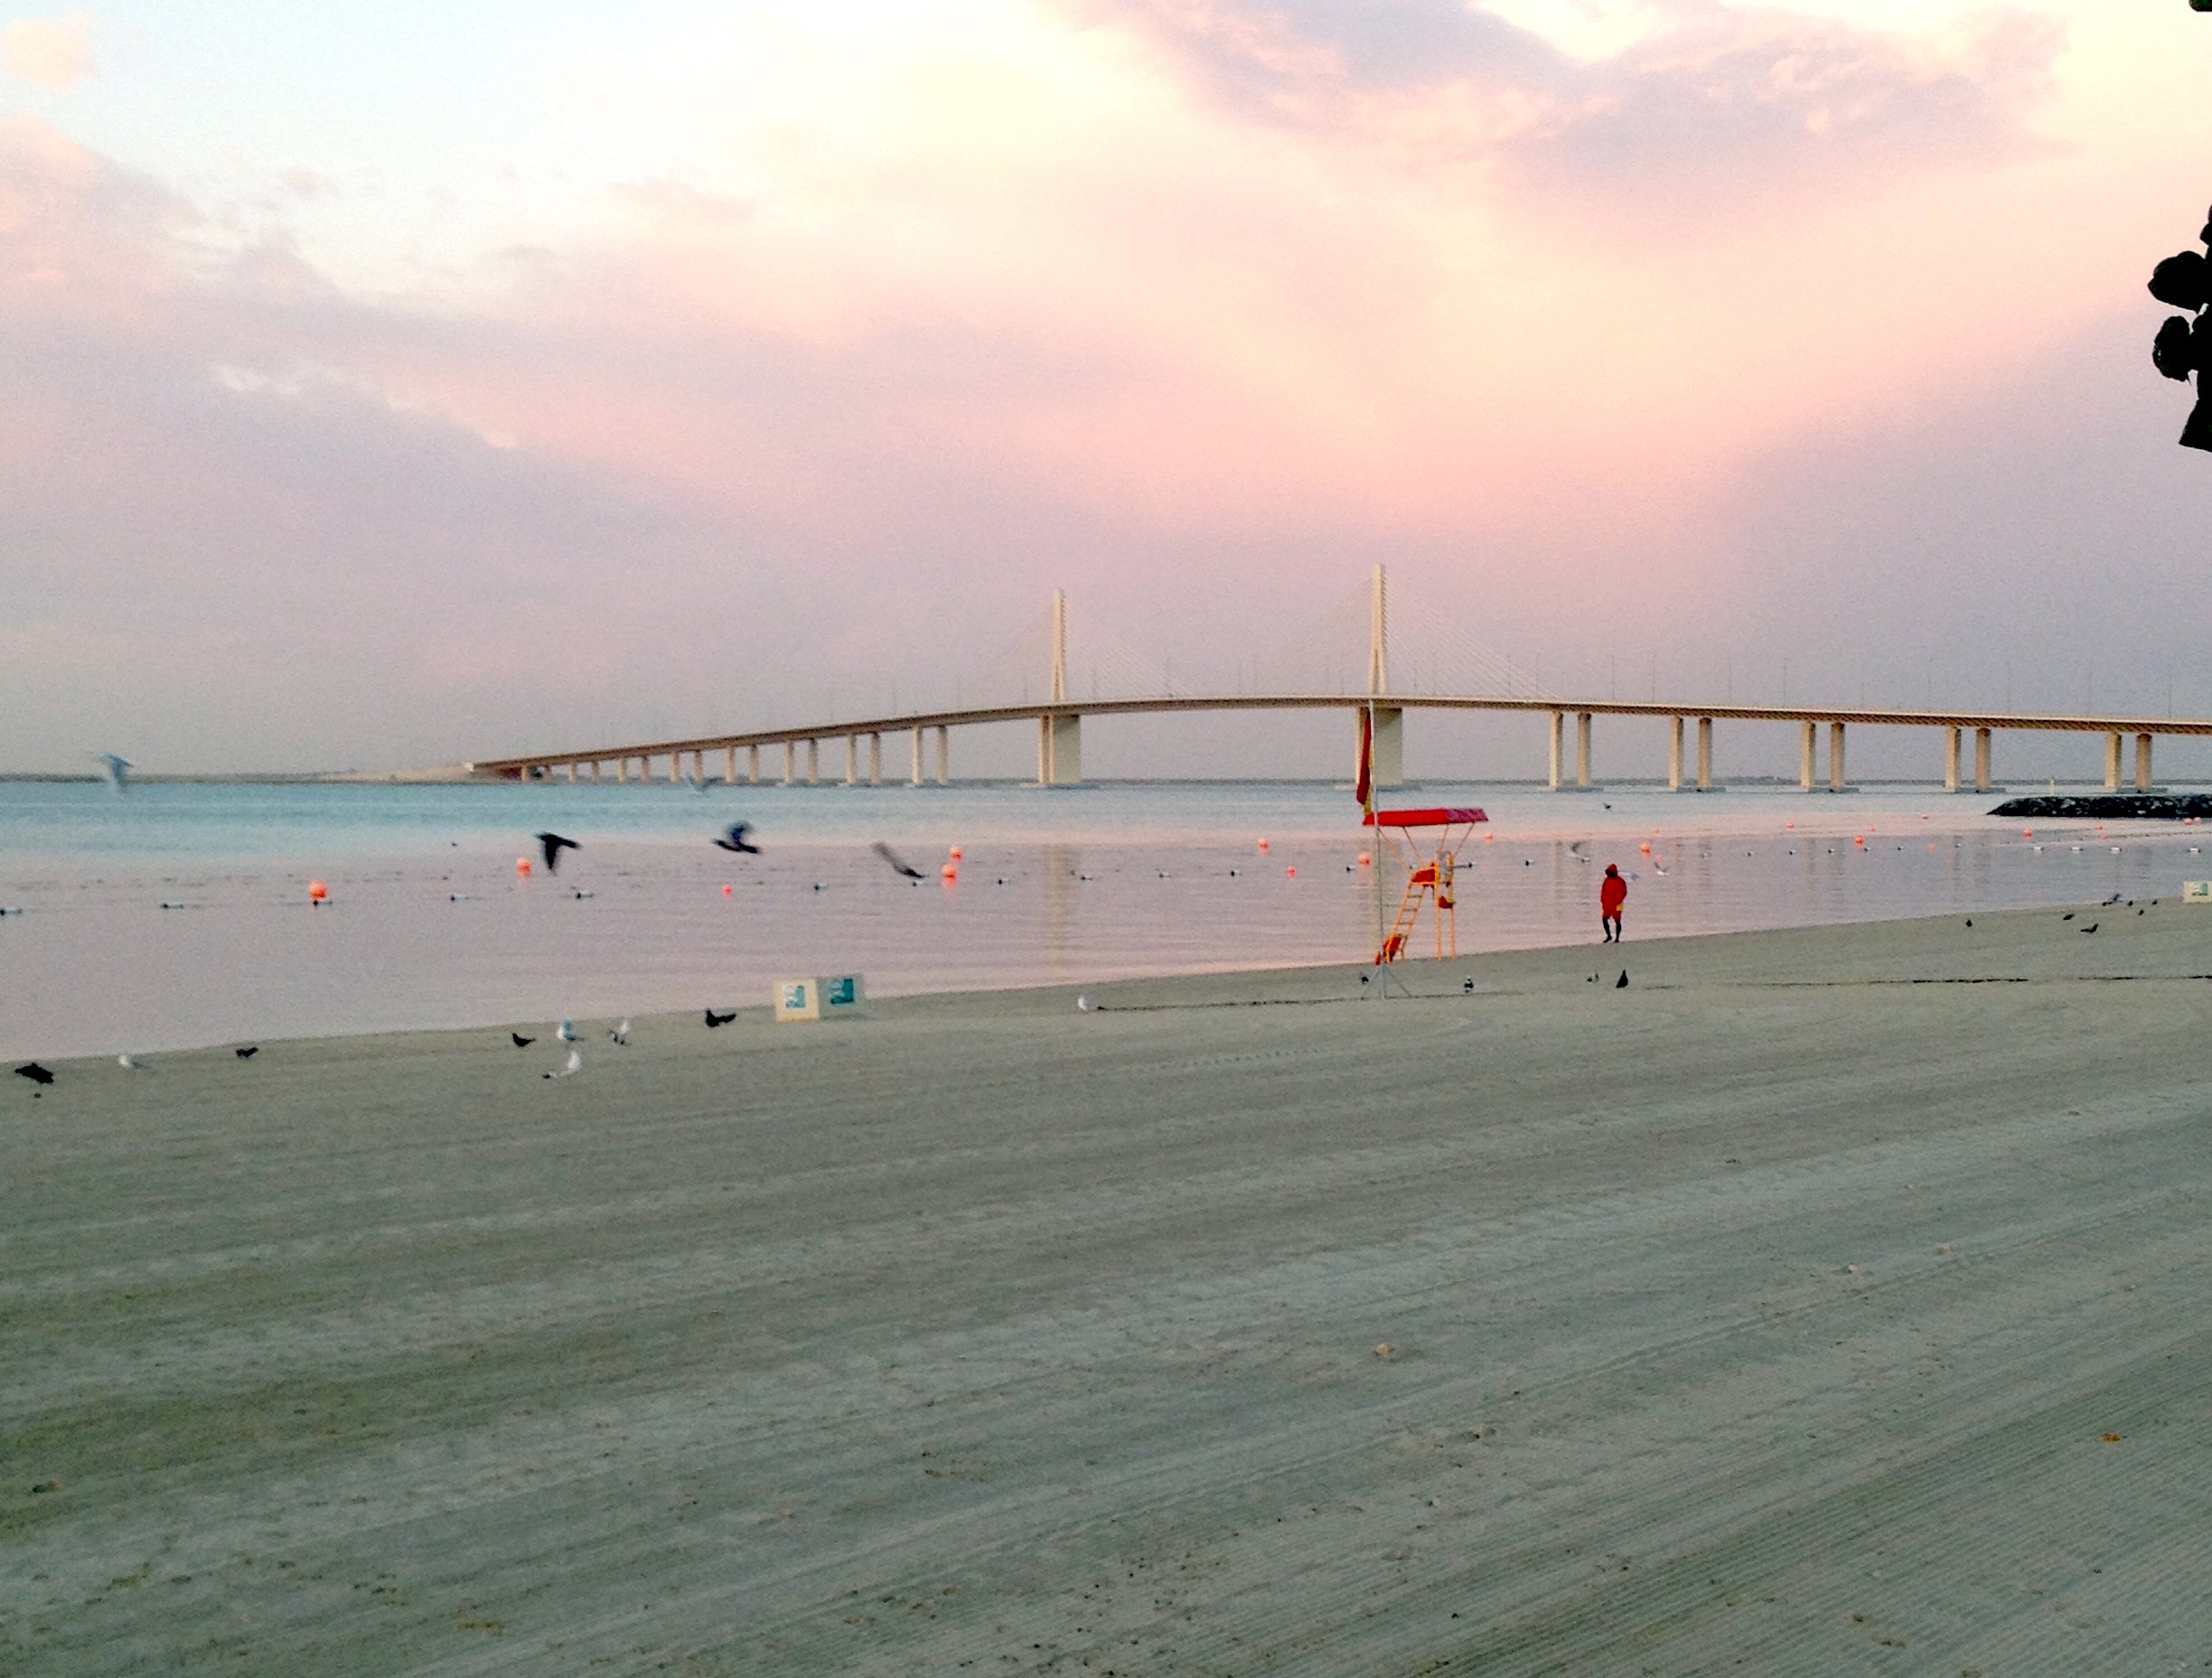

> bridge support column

[
  {"left": 1974, "top": 727, "right": 1992, "bottom": 792},
  {"left": 667, "top": 754, "right": 680, "bottom": 785},
  {"left": 1829, "top": 723, "right": 1846, "bottom": 792},
  {"left": 1547, "top": 711, "right": 1563, "bottom": 791},
  {"left": 1799, "top": 721, "right": 1815, "bottom": 792},
  {"left": 748, "top": 745, "right": 760, "bottom": 784},
  {"left": 1667, "top": 716, "right": 1684, "bottom": 792},
  {"left": 1575, "top": 712, "right": 1592, "bottom": 789},
  {"left": 566, "top": 763, "right": 576, "bottom": 783},
  {"left": 783, "top": 742, "right": 794, "bottom": 785},
  {"left": 869, "top": 733, "right": 882, "bottom": 785},
  {"left": 1945, "top": 727, "right": 1961, "bottom": 792},
  {"left": 616, "top": 757, "right": 628, "bottom": 784},
  {"left": 2136, "top": 733, "right": 2155, "bottom": 791},
  {"left": 1696, "top": 717, "right": 1713, "bottom": 791},
  {"left": 806, "top": 739, "right": 819, "bottom": 785},
  {"left": 1373, "top": 708, "right": 1403, "bottom": 790},
  {"left": 1039, "top": 714, "right": 1083, "bottom": 785},
  {"left": 2105, "top": 732, "right": 2123, "bottom": 791},
  {"left": 910, "top": 727, "right": 924, "bottom": 787},
  {"left": 724, "top": 745, "right": 736, "bottom": 785},
  {"left": 935, "top": 727, "right": 949, "bottom": 786},
  {"left": 845, "top": 735, "right": 858, "bottom": 786},
  {"left": 590, "top": 761, "right": 601, "bottom": 784}
]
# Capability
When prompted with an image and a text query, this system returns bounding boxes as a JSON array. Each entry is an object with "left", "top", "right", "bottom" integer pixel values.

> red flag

[{"left": 1355, "top": 707, "right": 1373, "bottom": 817}]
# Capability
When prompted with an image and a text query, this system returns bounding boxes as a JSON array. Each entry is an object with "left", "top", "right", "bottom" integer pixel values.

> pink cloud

[{"left": 2, "top": 12, "right": 94, "bottom": 90}]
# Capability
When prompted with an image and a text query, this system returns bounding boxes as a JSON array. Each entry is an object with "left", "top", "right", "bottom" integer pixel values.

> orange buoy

[
  {"left": 1639, "top": 840, "right": 1652, "bottom": 854},
  {"left": 949, "top": 845, "right": 963, "bottom": 860},
  {"left": 1285, "top": 866, "right": 1296, "bottom": 877},
  {"left": 1258, "top": 838, "right": 1270, "bottom": 852},
  {"left": 516, "top": 857, "right": 531, "bottom": 876},
  {"left": 307, "top": 878, "right": 327, "bottom": 903},
  {"left": 1483, "top": 831, "right": 1495, "bottom": 843},
  {"left": 941, "top": 863, "right": 958, "bottom": 881},
  {"left": 1785, "top": 820, "right": 1795, "bottom": 830},
  {"left": 1853, "top": 835, "right": 1866, "bottom": 847},
  {"left": 2022, "top": 827, "right": 2033, "bottom": 839},
  {"left": 721, "top": 883, "right": 733, "bottom": 896},
  {"left": 1357, "top": 852, "right": 1372, "bottom": 867}
]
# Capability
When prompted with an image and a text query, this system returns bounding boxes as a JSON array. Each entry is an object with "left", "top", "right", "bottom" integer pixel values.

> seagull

[
  {"left": 704, "top": 1008, "right": 736, "bottom": 1027},
  {"left": 1076, "top": 996, "right": 1092, "bottom": 1011},
  {"left": 89, "top": 752, "right": 132, "bottom": 791},
  {"left": 713, "top": 823, "right": 761, "bottom": 856},
  {"left": 556, "top": 1019, "right": 578, "bottom": 1044},
  {"left": 1616, "top": 970, "right": 1629, "bottom": 989},
  {"left": 544, "top": 1048, "right": 583, "bottom": 1080},
  {"left": 1462, "top": 978, "right": 1475, "bottom": 994},
  {"left": 14, "top": 1061, "right": 54, "bottom": 1085},
  {"left": 235, "top": 1045, "right": 258, "bottom": 1059},
  {"left": 608, "top": 1019, "right": 631, "bottom": 1045},
  {"left": 871, "top": 841, "right": 923, "bottom": 879},
  {"left": 117, "top": 1055, "right": 145, "bottom": 1072},
  {"left": 1568, "top": 840, "right": 1588, "bottom": 857},
  {"left": 536, "top": 832, "right": 579, "bottom": 874},
  {"left": 511, "top": 1032, "right": 536, "bottom": 1048}
]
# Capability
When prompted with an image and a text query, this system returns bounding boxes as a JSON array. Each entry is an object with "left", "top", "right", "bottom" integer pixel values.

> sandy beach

[{"left": 7, "top": 902, "right": 2212, "bottom": 1674}]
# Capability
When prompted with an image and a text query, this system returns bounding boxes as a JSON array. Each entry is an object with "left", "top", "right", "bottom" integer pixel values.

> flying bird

[
  {"left": 1616, "top": 970, "right": 1629, "bottom": 989},
  {"left": 14, "top": 1061, "right": 55, "bottom": 1084},
  {"left": 235, "top": 1045, "right": 259, "bottom": 1059},
  {"left": 713, "top": 823, "right": 761, "bottom": 856},
  {"left": 871, "top": 841, "right": 923, "bottom": 879},
  {"left": 704, "top": 1008, "right": 736, "bottom": 1027},
  {"left": 536, "top": 832, "right": 579, "bottom": 874},
  {"left": 543, "top": 1048, "right": 583, "bottom": 1080},
  {"left": 2062, "top": 913, "right": 2075, "bottom": 922},
  {"left": 89, "top": 752, "right": 132, "bottom": 791},
  {"left": 556, "top": 1019, "right": 578, "bottom": 1044},
  {"left": 608, "top": 1019, "right": 631, "bottom": 1045},
  {"left": 511, "top": 1032, "right": 536, "bottom": 1048}
]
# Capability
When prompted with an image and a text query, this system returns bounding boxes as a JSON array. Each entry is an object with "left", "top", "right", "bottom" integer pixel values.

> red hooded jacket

[{"left": 1600, "top": 867, "right": 1627, "bottom": 915}]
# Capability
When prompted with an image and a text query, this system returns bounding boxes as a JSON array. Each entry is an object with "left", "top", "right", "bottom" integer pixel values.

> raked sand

[{"left": 7, "top": 903, "right": 2212, "bottom": 1674}]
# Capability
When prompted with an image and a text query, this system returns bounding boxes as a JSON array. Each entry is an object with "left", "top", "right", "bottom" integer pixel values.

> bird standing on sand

[
  {"left": 14, "top": 1061, "right": 55, "bottom": 1084},
  {"left": 1616, "top": 970, "right": 1629, "bottom": 989},
  {"left": 235, "top": 1045, "right": 258, "bottom": 1059},
  {"left": 2082, "top": 923, "right": 2098, "bottom": 934},
  {"left": 608, "top": 1019, "right": 631, "bottom": 1045},
  {"left": 704, "top": 1008, "right": 736, "bottom": 1027},
  {"left": 117, "top": 1055, "right": 145, "bottom": 1072},
  {"left": 544, "top": 1048, "right": 582, "bottom": 1080},
  {"left": 536, "top": 832, "right": 579, "bottom": 874},
  {"left": 556, "top": 1019, "right": 578, "bottom": 1044},
  {"left": 713, "top": 823, "right": 761, "bottom": 856},
  {"left": 511, "top": 1032, "right": 536, "bottom": 1048}
]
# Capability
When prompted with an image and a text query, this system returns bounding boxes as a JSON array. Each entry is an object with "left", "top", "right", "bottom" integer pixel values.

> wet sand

[{"left": 7, "top": 903, "right": 2212, "bottom": 1673}]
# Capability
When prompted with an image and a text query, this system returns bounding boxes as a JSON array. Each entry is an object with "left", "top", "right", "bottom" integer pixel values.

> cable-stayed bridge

[{"left": 465, "top": 569, "right": 2206, "bottom": 793}]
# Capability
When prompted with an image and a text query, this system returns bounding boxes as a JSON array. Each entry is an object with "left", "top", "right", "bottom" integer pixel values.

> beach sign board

[
  {"left": 775, "top": 975, "right": 866, "bottom": 1022},
  {"left": 2185, "top": 881, "right": 2212, "bottom": 904}
]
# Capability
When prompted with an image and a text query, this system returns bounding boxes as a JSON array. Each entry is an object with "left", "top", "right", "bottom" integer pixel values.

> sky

[{"left": 2, "top": 0, "right": 2207, "bottom": 779}]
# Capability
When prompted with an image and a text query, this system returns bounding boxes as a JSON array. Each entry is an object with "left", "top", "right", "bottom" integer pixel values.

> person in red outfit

[{"left": 1599, "top": 863, "right": 1627, "bottom": 943}]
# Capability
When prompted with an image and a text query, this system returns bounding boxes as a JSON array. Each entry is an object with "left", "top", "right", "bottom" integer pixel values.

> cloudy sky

[{"left": 2, "top": 2, "right": 2206, "bottom": 777}]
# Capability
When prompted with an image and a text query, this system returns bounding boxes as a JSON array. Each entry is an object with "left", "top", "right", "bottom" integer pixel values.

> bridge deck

[{"left": 467, "top": 694, "right": 2212, "bottom": 776}]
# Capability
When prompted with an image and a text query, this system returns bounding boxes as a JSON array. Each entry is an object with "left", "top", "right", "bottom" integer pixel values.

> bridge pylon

[
  {"left": 1038, "top": 587, "right": 1083, "bottom": 786},
  {"left": 1360, "top": 565, "right": 1404, "bottom": 790}
]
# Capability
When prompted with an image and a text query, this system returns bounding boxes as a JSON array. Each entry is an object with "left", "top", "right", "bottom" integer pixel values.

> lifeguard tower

[{"left": 1365, "top": 805, "right": 1486, "bottom": 963}]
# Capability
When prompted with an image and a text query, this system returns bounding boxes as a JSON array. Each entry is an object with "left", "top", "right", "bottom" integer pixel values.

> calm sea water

[{"left": 0, "top": 779, "right": 2203, "bottom": 1058}]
